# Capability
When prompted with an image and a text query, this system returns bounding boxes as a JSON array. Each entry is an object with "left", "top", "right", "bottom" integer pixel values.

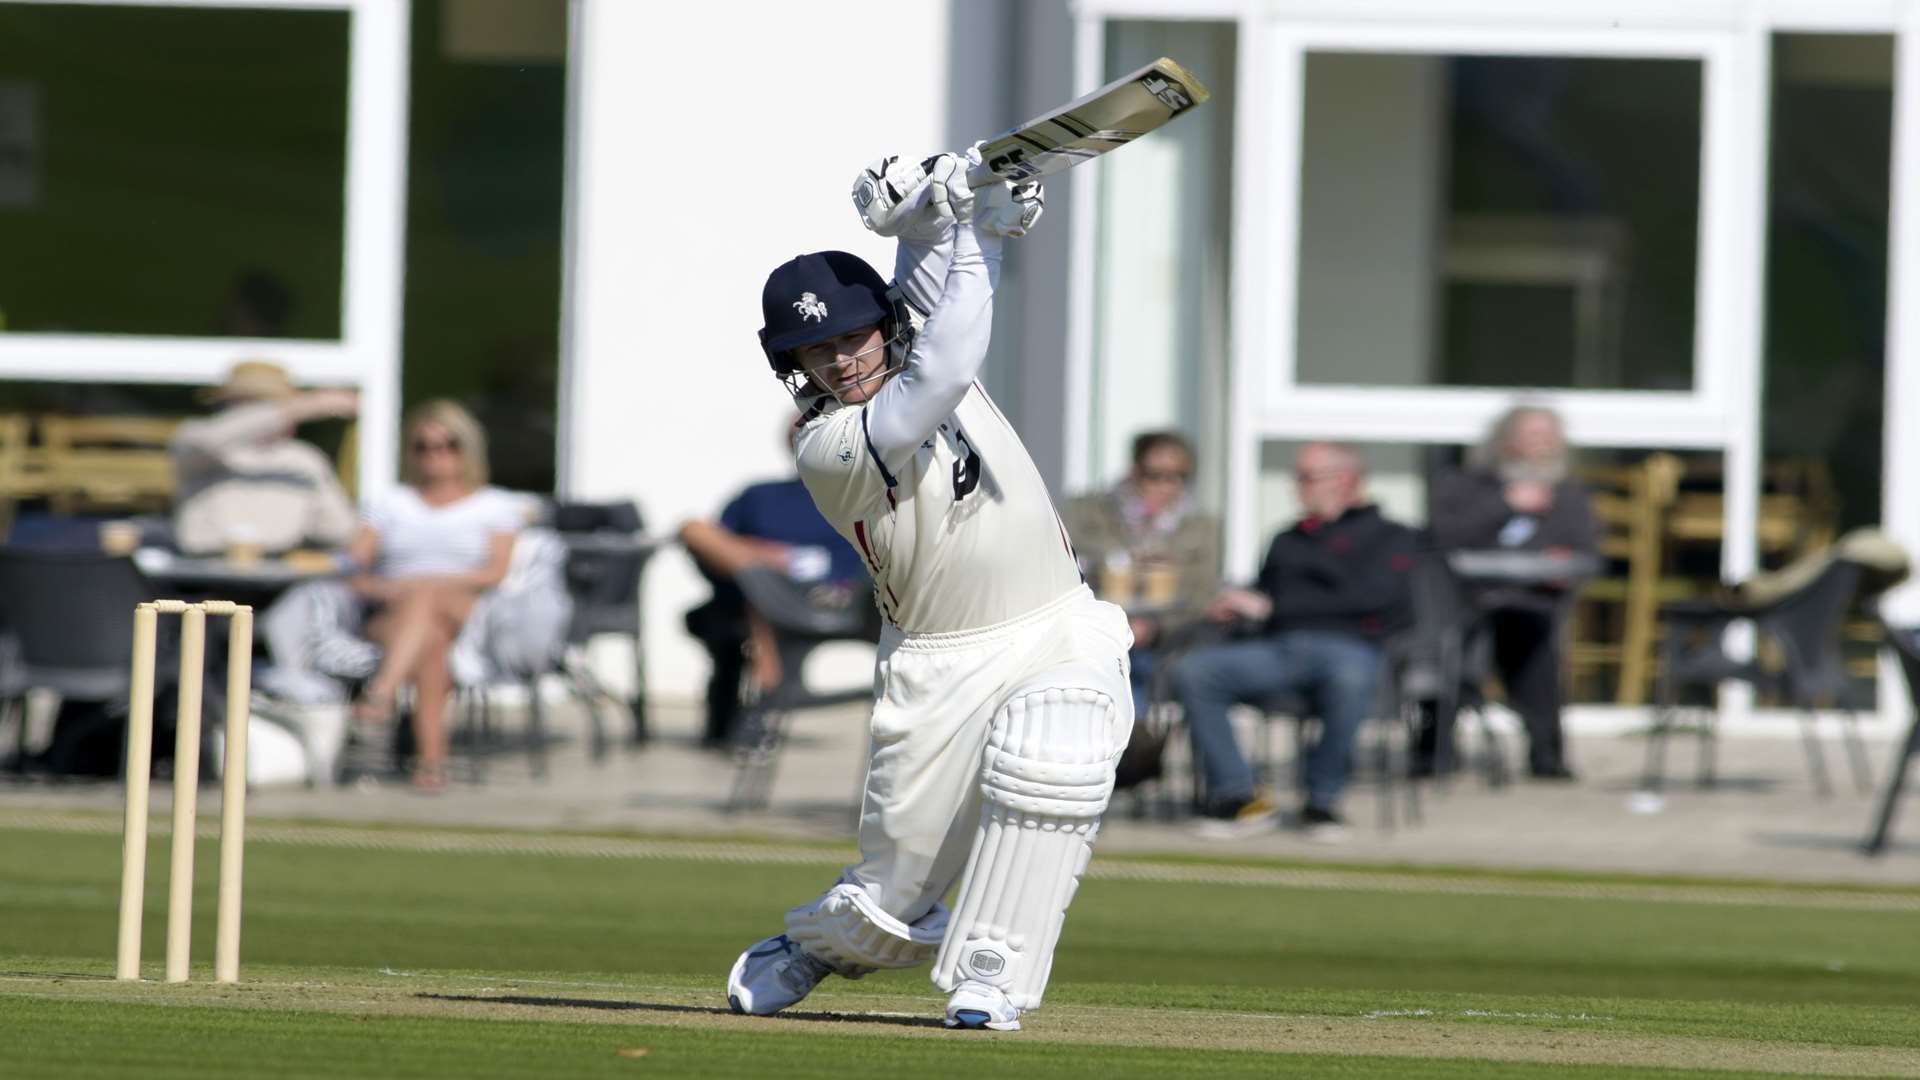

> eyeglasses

[
  {"left": 411, "top": 437, "right": 460, "bottom": 455},
  {"left": 1138, "top": 469, "right": 1190, "bottom": 484},
  {"left": 1294, "top": 469, "right": 1347, "bottom": 485}
]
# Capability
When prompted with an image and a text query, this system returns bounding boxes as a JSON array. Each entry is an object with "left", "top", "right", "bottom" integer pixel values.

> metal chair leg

[
  {"left": 752, "top": 709, "right": 794, "bottom": 810},
  {"left": 464, "top": 689, "right": 487, "bottom": 785},
  {"left": 1864, "top": 714, "right": 1920, "bottom": 854},
  {"left": 525, "top": 678, "right": 550, "bottom": 780},
  {"left": 1374, "top": 717, "right": 1393, "bottom": 831},
  {"left": 1399, "top": 701, "right": 1424, "bottom": 825},
  {"left": 1799, "top": 708, "right": 1833, "bottom": 798},
  {"left": 1839, "top": 710, "right": 1873, "bottom": 795},
  {"left": 629, "top": 638, "right": 649, "bottom": 745},
  {"left": 1641, "top": 705, "right": 1675, "bottom": 792},
  {"left": 567, "top": 667, "right": 610, "bottom": 763},
  {"left": 1696, "top": 707, "right": 1720, "bottom": 789}
]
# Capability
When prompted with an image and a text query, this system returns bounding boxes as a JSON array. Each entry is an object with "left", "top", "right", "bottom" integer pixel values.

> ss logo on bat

[{"left": 986, "top": 146, "right": 1042, "bottom": 182}]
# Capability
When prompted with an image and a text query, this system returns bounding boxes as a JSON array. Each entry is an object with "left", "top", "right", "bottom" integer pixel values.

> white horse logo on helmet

[{"left": 793, "top": 292, "right": 829, "bottom": 323}]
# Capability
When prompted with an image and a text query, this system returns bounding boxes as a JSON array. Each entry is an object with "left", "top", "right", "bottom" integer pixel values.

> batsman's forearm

[
  {"left": 894, "top": 229, "right": 950, "bottom": 316},
  {"left": 863, "top": 224, "right": 1001, "bottom": 459}
]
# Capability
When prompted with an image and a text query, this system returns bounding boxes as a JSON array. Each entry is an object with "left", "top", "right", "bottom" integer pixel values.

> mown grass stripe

[{"left": 6, "top": 808, "right": 1914, "bottom": 913}]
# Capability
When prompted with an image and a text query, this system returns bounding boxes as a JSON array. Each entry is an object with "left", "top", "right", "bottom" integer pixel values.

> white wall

[{"left": 565, "top": 0, "right": 950, "bottom": 698}]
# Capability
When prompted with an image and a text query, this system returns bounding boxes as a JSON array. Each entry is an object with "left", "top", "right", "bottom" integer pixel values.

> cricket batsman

[{"left": 724, "top": 150, "right": 1135, "bottom": 1031}]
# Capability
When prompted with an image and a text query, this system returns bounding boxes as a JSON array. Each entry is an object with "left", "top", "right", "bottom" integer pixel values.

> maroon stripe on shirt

[{"left": 853, "top": 522, "right": 877, "bottom": 571}]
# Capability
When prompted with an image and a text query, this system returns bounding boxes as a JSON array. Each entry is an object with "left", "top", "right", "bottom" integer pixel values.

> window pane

[
  {"left": 1296, "top": 53, "right": 1701, "bottom": 392},
  {"left": 401, "top": 0, "right": 567, "bottom": 494},
  {"left": 1090, "top": 20, "right": 1235, "bottom": 508},
  {"left": 0, "top": 4, "right": 349, "bottom": 339},
  {"left": 1764, "top": 34, "right": 1889, "bottom": 538}
]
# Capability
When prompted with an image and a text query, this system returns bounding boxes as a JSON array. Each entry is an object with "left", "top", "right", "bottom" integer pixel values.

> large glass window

[
  {"left": 1295, "top": 52, "right": 1702, "bottom": 392},
  {"left": 1763, "top": 34, "right": 1890, "bottom": 538},
  {"left": 1088, "top": 20, "right": 1235, "bottom": 506},
  {"left": 402, "top": 0, "right": 567, "bottom": 493},
  {"left": 0, "top": 2, "right": 349, "bottom": 339}
]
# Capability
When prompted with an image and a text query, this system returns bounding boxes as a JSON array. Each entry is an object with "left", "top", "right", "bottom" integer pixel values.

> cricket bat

[{"left": 965, "top": 57, "right": 1211, "bottom": 189}]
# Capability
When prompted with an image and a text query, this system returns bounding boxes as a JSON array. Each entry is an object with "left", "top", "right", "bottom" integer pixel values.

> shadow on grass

[{"left": 417, "top": 993, "right": 944, "bottom": 1028}]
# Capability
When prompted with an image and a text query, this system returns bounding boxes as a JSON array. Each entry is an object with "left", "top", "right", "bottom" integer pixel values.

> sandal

[{"left": 410, "top": 760, "right": 449, "bottom": 794}]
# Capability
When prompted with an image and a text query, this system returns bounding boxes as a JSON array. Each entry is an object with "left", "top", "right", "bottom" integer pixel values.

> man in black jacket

[{"left": 1170, "top": 443, "right": 1415, "bottom": 835}]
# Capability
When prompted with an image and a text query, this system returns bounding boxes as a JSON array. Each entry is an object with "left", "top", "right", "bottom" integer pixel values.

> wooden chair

[
  {"left": 0, "top": 414, "right": 50, "bottom": 535},
  {"left": 335, "top": 419, "right": 359, "bottom": 501},
  {"left": 1569, "top": 452, "right": 1685, "bottom": 705},
  {"left": 38, "top": 416, "right": 182, "bottom": 516}
]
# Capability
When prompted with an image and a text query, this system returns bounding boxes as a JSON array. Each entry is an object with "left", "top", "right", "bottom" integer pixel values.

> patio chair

[
  {"left": 550, "top": 501, "right": 654, "bottom": 750},
  {"left": 1251, "top": 680, "right": 1423, "bottom": 832},
  {"left": 463, "top": 527, "right": 658, "bottom": 771},
  {"left": 1863, "top": 618, "right": 1920, "bottom": 855},
  {"left": 1641, "top": 558, "right": 1872, "bottom": 795},
  {"left": 725, "top": 568, "right": 879, "bottom": 813},
  {"left": 0, "top": 549, "right": 171, "bottom": 775}
]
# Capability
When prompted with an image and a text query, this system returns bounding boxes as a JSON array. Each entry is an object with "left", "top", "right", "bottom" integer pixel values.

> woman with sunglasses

[{"left": 345, "top": 400, "right": 525, "bottom": 791}]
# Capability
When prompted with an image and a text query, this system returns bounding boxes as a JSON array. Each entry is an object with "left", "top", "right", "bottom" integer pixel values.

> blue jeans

[
  {"left": 1170, "top": 630, "right": 1385, "bottom": 811},
  {"left": 1128, "top": 646, "right": 1159, "bottom": 721}
]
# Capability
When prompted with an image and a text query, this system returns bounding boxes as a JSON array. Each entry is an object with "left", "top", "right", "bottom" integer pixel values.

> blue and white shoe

[
  {"left": 944, "top": 979, "right": 1022, "bottom": 1031},
  {"left": 726, "top": 934, "right": 834, "bottom": 1016}
]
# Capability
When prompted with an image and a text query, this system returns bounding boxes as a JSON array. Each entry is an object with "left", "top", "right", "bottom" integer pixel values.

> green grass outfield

[{"left": 3, "top": 812, "right": 1919, "bottom": 1078}]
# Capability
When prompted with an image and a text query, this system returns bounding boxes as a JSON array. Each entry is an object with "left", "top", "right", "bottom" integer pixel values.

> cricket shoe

[
  {"left": 944, "top": 979, "right": 1022, "bottom": 1031},
  {"left": 726, "top": 934, "right": 833, "bottom": 1016}
]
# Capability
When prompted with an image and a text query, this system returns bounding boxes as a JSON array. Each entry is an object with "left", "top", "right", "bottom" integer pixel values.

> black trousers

[
  {"left": 685, "top": 593, "right": 747, "bottom": 746},
  {"left": 1486, "top": 606, "right": 1568, "bottom": 773},
  {"left": 1414, "top": 606, "right": 1569, "bottom": 775}
]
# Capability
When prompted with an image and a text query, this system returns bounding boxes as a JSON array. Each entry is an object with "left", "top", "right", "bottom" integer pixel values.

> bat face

[{"left": 967, "top": 57, "right": 1211, "bottom": 189}]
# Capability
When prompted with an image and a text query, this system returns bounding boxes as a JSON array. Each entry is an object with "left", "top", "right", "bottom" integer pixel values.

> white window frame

[
  {"left": 1071, "top": 0, "right": 1920, "bottom": 723},
  {"left": 0, "top": 0, "right": 410, "bottom": 495},
  {"left": 1066, "top": 3, "right": 1772, "bottom": 585},
  {"left": 1239, "top": 21, "right": 1765, "bottom": 583}
]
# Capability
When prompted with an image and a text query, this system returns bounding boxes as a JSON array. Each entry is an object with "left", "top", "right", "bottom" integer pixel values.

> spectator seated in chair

[
  {"left": 680, "top": 474, "right": 865, "bottom": 748},
  {"left": 1427, "top": 402, "right": 1596, "bottom": 781},
  {"left": 170, "top": 359, "right": 359, "bottom": 557},
  {"left": 1169, "top": 442, "right": 1415, "bottom": 837},
  {"left": 341, "top": 400, "right": 530, "bottom": 792},
  {"left": 1061, "top": 430, "right": 1220, "bottom": 722}
]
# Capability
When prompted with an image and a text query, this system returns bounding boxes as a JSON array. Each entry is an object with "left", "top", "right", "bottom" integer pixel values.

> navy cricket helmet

[{"left": 758, "top": 251, "right": 904, "bottom": 380}]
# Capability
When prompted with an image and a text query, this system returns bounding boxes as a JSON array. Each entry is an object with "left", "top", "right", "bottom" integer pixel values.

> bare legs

[{"left": 358, "top": 583, "right": 476, "bottom": 790}]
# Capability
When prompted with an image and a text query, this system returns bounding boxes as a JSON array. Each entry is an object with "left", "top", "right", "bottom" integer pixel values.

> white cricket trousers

[{"left": 845, "top": 584, "right": 1135, "bottom": 923}]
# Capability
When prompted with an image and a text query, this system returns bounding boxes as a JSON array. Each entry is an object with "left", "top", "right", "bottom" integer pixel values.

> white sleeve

[
  {"left": 360, "top": 490, "right": 397, "bottom": 533},
  {"left": 892, "top": 222, "right": 952, "bottom": 317},
  {"left": 793, "top": 407, "right": 893, "bottom": 525},
  {"left": 481, "top": 488, "right": 533, "bottom": 533},
  {"left": 861, "top": 221, "right": 1004, "bottom": 469},
  {"left": 170, "top": 402, "right": 287, "bottom": 467}
]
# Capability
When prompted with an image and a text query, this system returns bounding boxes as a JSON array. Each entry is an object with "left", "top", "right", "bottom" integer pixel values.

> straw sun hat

[{"left": 201, "top": 359, "right": 298, "bottom": 404}]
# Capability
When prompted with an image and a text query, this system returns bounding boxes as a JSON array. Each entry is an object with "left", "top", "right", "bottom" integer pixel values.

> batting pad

[
  {"left": 785, "top": 882, "right": 949, "bottom": 977},
  {"left": 933, "top": 687, "right": 1121, "bottom": 1011}
]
